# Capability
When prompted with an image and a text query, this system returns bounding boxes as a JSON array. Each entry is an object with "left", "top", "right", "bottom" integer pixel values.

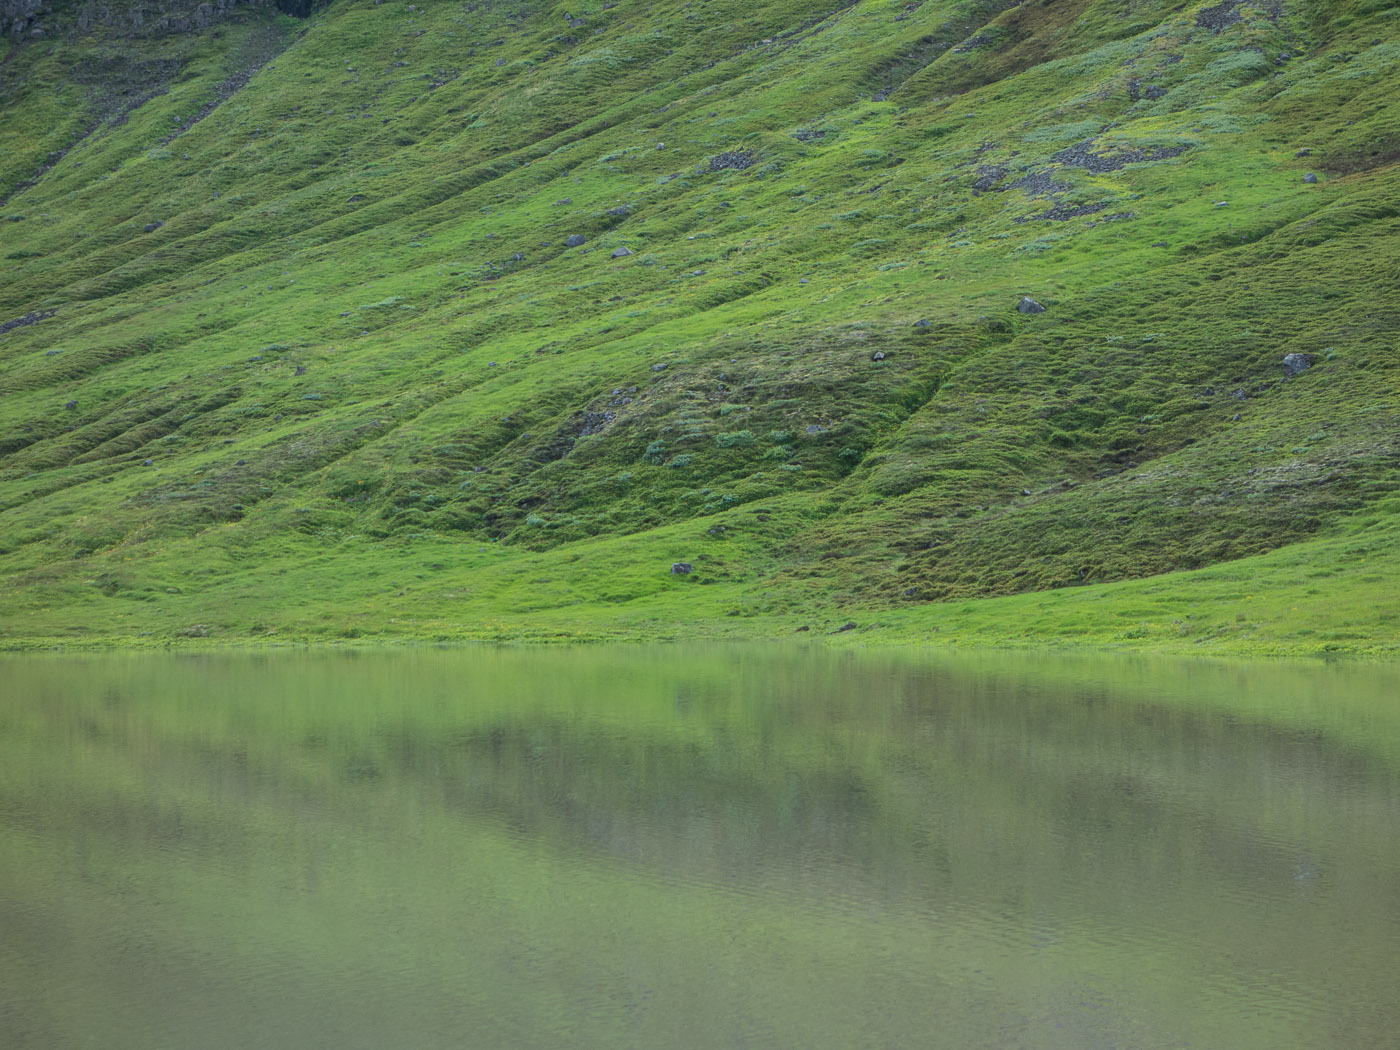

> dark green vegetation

[{"left": 1, "top": 0, "right": 1397, "bottom": 651}]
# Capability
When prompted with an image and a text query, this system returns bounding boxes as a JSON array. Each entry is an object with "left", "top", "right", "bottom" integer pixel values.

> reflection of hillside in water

[
  {"left": 4, "top": 649, "right": 1400, "bottom": 1050},
  {"left": 337, "top": 658, "right": 1400, "bottom": 934}
]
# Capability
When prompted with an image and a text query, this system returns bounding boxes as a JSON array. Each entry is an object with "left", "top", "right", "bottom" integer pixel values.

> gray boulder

[
  {"left": 1017, "top": 296, "right": 1047, "bottom": 314},
  {"left": 565, "top": 234, "right": 586, "bottom": 247},
  {"left": 611, "top": 246, "right": 633, "bottom": 258},
  {"left": 671, "top": 562, "right": 694, "bottom": 575},
  {"left": 1281, "top": 353, "right": 1311, "bottom": 376},
  {"left": 1303, "top": 173, "right": 1318, "bottom": 184}
]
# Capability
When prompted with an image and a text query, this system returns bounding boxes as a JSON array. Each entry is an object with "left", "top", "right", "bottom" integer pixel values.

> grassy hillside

[{"left": 1, "top": 0, "right": 1397, "bottom": 652}]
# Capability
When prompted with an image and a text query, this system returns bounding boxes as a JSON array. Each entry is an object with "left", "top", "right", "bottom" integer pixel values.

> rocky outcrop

[{"left": 4, "top": 0, "right": 321, "bottom": 39}]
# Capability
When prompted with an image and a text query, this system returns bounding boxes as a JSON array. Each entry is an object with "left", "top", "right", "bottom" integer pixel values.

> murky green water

[{"left": 2, "top": 647, "right": 1398, "bottom": 1050}]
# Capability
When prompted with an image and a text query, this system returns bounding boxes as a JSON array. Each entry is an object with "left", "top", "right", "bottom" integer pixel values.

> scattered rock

[
  {"left": 837, "top": 622, "right": 858, "bottom": 632},
  {"left": 1017, "top": 296, "right": 1047, "bottom": 314},
  {"left": 1214, "top": 200, "right": 1229, "bottom": 207},
  {"left": 671, "top": 562, "right": 694, "bottom": 575},
  {"left": 1196, "top": 0, "right": 1243, "bottom": 31},
  {"left": 177, "top": 624, "right": 211, "bottom": 637},
  {"left": 0, "top": 308, "right": 57, "bottom": 335},
  {"left": 799, "top": 277, "right": 810, "bottom": 284},
  {"left": 1051, "top": 139, "right": 1188, "bottom": 174},
  {"left": 913, "top": 318, "right": 931, "bottom": 328},
  {"left": 1303, "top": 173, "right": 1318, "bottom": 184},
  {"left": 708, "top": 150, "right": 756, "bottom": 172},
  {"left": 796, "top": 625, "right": 810, "bottom": 632},
  {"left": 144, "top": 221, "right": 163, "bottom": 233},
  {"left": 64, "top": 399, "right": 78, "bottom": 410},
  {"left": 606, "top": 204, "right": 631, "bottom": 216},
  {"left": 1281, "top": 353, "right": 1311, "bottom": 376},
  {"left": 1295, "top": 148, "right": 1313, "bottom": 157},
  {"left": 555, "top": 197, "right": 572, "bottom": 205},
  {"left": 144, "top": 458, "right": 153, "bottom": 466},
  {"left": 651, "top": 362, "right": 667, "bottom": 372},
  {"left": 1007, "top": 170, "right": 1073, "bottom": 197},
  {"left": 871, "top": 350, "right": 886, "bottom": 361},
  {"left": 611, "top": 246, "right": 633, "bottom": 258},
  {"left": 805, "top": 424, "right": 826, "bottom": 434},
  {"left": 973, "top": 164, "right": 1007, "bottom": 191},
  {"left": 1018, "top": 201, "right": 1121, "bottom": 223},
  {"left": 565, "top": 234, "right": 586, "bottom": 247},
  {"left": 953, "top": 32, "right": 993, "bottom": 53},
  {"left": 295, "top": 365, "right": 307, "bottom": 375}
]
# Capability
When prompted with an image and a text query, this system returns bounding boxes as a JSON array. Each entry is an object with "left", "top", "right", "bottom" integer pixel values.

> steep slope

[{"left": 0, "top": 0, "right": 1397, "bottom": 649}]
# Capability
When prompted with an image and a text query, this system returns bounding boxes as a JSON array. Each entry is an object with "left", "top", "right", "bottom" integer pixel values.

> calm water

[{"left": 2, "top": 647, "right": 1398, "bottom": 1050}]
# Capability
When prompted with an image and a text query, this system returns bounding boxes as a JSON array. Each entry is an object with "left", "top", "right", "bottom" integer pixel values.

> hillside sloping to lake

[{"left": 1, "top": 0, "right": 1397, "bottom": 650}]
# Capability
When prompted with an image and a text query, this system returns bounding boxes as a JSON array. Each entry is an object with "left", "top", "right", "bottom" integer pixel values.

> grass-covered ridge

[{"left": 1, "top": 0, "right": 1397, "bottom": 652}]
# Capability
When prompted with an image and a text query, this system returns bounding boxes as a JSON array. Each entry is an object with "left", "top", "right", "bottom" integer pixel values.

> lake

[{"left": 2, "top": 647, "right": 1398, "bottom": 1049}]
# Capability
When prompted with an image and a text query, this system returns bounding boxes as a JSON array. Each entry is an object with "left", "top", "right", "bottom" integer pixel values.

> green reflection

[{"left": 2, "top": 648, "right": 1398, "bottom": 1050}]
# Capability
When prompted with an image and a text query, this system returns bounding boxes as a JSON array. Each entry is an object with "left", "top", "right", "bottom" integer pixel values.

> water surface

[{"left": 2, "top": 648, "right": 1398, "bottom": 1049}]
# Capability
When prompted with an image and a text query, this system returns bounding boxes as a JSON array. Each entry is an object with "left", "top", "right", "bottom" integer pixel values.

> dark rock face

[
  {"left": 1, "top": 0, "right": 42, "bottom": 37},
  {"left": 670, "top": 562, "right": 694, "bottom": 575},
  {"left": 1017, "top": 297, "right": 1047, "bottom": 314},
  {"left": 1282, "top": 353, "right": 1312, "bottom": 376},
  {"left": 565, "top": 234, "right": 586, "bottom": 247},
  {"left": 275, "top": 0, "right": 319, "bottom": 17},
  {"left": 5, "top": 0, "right": 304, "bottom": 38}
]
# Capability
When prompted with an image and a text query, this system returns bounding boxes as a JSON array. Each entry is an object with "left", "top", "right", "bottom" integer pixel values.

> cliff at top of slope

[{"left": 1, "top": 0, "right": 1397, "bottom": 644}]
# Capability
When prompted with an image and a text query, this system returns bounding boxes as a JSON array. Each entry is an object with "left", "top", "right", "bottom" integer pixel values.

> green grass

[{"left": 1, "top": 0, "right": 1398, "bottom": 654}]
